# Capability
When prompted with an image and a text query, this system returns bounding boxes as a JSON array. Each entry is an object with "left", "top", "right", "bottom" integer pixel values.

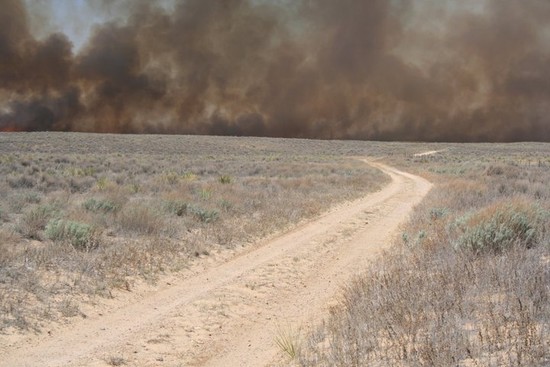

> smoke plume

[{"left": 1, "top": 0, "right": 549, "bottom": 141}]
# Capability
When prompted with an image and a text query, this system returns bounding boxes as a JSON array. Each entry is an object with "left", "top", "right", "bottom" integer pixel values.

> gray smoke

[{"left": 1, "top": 0, "right": 549, "bottom": 141}]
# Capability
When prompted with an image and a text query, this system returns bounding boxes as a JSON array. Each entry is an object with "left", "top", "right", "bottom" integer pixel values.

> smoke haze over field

[{"left": 1, "top": 0, "right": 549, "bottom": 141}]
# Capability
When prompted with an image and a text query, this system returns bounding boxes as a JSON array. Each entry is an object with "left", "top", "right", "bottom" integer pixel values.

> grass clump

[
  {"left": 219, "top": 175, "right": 232, "bottom": 184},
  {"left": 83, "top": 198, "right": 118, "bottom": 213},
  {"left": 275, "top": 325, "right": 301, "bottom": 360},
  {"left": 45, "top": 219, "right": 98, "bottom": 250},
  {"left": 162, "top": 171, "right": 180, "bottom": 185}
]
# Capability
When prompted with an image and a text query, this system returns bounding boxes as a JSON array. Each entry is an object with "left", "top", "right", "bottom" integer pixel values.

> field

[
  {"left": 0, "top": 132, "right": 389, "bottom": 332},
  {"left": 1, "top": 133, "right": 549, "bottom": 366}
]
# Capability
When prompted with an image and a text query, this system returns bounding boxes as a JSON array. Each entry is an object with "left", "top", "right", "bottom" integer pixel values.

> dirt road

[{"left": 1, "top": 161, "right": 431, "bottom": 367}]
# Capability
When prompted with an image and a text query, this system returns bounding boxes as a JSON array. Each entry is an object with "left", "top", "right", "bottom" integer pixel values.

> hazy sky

[
  {"left": 25, "top": 0, "right": 118, "bottom": 50},
  {"left": 25, "top": 0, "right": 180, "bottom": 50}
]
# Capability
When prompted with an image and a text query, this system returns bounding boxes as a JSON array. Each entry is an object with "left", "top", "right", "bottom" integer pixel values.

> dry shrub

[
  {"left": 299, "top": 236, "right": 550, "bottom": 367},
  {"left": 298, "top": 172, "right": 550, "bottom": 366},
  {"left": 486, "top": 164, "right": 522, "bottom": 179},
  {"left": 98, "top": 237, "right": 184, "bottom": 285},
  {"left": 7, "top": 175, "right": 36, "bottom": 189},
  {"left": 486, "top": 165, "right": 505, "bottom": 176},
  {"left": 16, "top": 204, "right": 60, "bottom": 240},
  {"left": 115, "top": 203, "right": 164, "bottom": 236},
  {"left": 163, "top": 200, "right": 189, "bottom": 217},
  {"left": 0, "top": 228, "right": 19, "bottom": 265}
]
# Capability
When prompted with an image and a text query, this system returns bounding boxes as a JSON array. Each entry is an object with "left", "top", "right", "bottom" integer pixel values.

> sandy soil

[
  {"left": 413, "top": 150, "right": 445, "bottom": 157},
  {"left": 0, "top": 160, "right": 431, "bottom": 367}
]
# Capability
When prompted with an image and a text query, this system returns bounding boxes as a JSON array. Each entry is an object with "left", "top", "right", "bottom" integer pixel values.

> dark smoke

[{"left": 1, "top": 0, "right": 549, "bottom": 141}]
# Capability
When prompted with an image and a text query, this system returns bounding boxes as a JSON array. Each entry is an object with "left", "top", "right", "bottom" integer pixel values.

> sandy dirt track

[
  {"left": 1, "top": 160, "right": 431, "bottom": 367},
  {"left": 413, "top": 150, "right": 445, "bottom": 157}
]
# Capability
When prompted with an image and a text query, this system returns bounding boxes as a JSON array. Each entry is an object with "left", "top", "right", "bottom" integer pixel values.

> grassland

[
  {"left": 296, "top": 143, "right": 550, "bottom": 366},
  {"left": 0, "top": 132, "right": 390, "bottom": 332},
  {"left": 1, "top": 133, "right": 549, "bottom": 366}
]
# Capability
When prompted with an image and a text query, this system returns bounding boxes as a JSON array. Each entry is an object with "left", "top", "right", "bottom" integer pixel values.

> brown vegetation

[{"left": 2, "top": 133, "right": 549, "bottom": 366}]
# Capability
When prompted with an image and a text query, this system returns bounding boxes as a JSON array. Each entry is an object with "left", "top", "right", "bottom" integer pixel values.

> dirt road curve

[{"left": 1, "top": 161, "right": 431, "bottom": 367}]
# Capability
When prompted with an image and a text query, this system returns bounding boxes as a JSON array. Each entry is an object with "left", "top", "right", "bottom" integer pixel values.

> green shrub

[
  {"left": 45, "top": 219, "right": 97, "bottom": 250},
  {"left": 83, "top": 198, "right": 118, "bottom": 213},
  {"left": 451, "top": 200, "right": 546, "bottom": 254}
]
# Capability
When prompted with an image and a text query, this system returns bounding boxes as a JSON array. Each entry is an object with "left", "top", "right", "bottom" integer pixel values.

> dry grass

[
  {"left": 276, "top": 324, "right": 302, "bottom": 360},
  {"left": 3, "top": 133, "right": 549, "bottom": 366},
  {"left": 297, "top": 143, "right": 550, "bottom": 366},
  {"left": 0, "top": 132, "right": 389, "bottom": 332}
]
